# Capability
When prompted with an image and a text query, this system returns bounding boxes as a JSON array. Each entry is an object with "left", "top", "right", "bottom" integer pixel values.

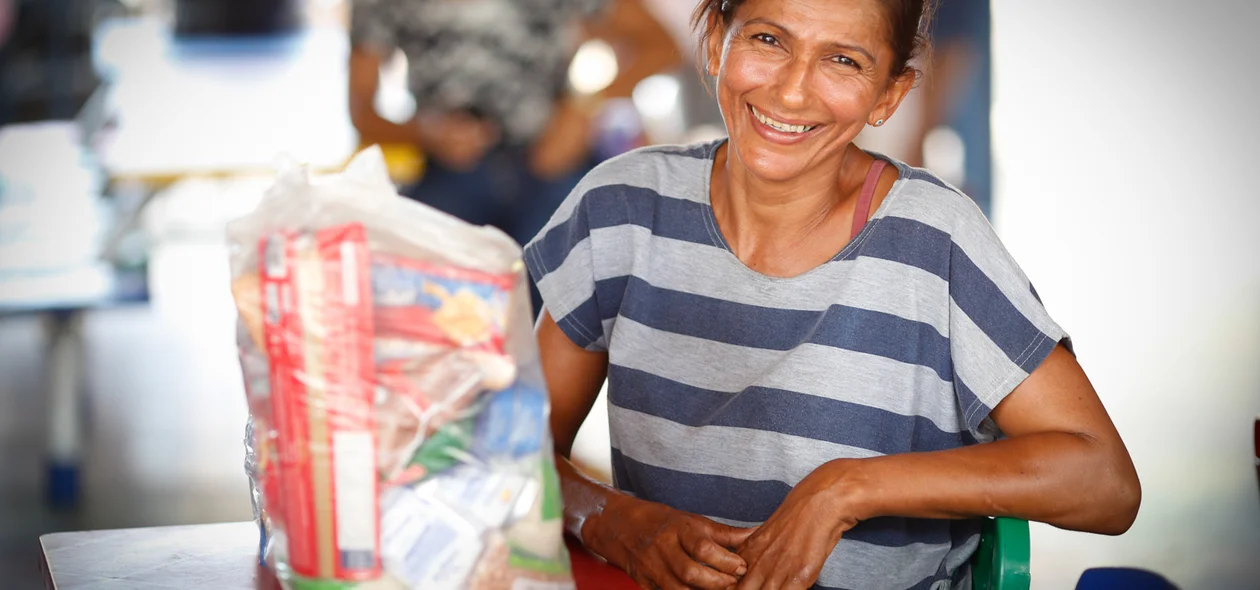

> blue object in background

[
  {"left": 929, "top": 0, "right": 992, "bottom": 217},
  {"left": 45, "top": 461, "right": 79, "bottom": 508},
  {"left": 1076, "top": 567, "right": 1179, "bottom": 590}
]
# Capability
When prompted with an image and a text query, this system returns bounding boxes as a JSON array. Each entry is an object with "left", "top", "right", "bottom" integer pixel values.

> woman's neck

[{"left": 711, "top": 142, "right": 867, "bottom": 274}]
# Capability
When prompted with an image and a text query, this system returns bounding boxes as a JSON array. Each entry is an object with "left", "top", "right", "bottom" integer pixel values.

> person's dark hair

[{"left": 690, "top": 0, "right": 935, "bottom": 78}]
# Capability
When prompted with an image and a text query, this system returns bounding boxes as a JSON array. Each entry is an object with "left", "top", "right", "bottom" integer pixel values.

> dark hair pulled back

[{"left": 690, "top": 0, "right": 935, "bottom": 78}]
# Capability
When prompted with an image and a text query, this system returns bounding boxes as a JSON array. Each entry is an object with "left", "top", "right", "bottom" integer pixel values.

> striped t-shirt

[{"left": 524, "top": 140, "right": 1067, "bottom": 590}]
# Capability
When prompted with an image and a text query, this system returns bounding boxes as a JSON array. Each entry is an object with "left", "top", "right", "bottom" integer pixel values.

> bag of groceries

[{"left": 229, "top": 147, "right": 573, "bottom": 590}]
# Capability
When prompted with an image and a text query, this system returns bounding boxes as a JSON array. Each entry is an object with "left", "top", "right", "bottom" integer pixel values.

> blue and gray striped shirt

[{"left": 524, "top": 140, "right": 1067, "bottom": 590}]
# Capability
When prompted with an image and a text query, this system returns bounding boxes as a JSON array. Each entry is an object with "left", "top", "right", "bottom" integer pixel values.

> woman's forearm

[
  {"left": 834, "top": 431, "right": 1141, "bottom": 535},
  {"left": 556, "top": 452, "right": 625, "bottom": 547}
]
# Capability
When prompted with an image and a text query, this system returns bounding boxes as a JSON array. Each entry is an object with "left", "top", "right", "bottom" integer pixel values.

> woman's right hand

[{"left": 584, "top": 493, "right": 756, "bottom": 590}]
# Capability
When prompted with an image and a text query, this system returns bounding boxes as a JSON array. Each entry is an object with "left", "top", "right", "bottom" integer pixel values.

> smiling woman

[{"left": 525, "top": 1, "right": 1141, "bottom": 589}]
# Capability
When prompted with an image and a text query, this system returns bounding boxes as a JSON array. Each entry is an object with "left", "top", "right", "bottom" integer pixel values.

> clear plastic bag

[{"left": 228, "top": 147, "right": 573, "bottom": 590}]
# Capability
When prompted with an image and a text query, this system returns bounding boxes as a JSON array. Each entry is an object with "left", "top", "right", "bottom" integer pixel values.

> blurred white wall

[{"left": 992, "top": 1, "right": 1260, "bottom": 588}]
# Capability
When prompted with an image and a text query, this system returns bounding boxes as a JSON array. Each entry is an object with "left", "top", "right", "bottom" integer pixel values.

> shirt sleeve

[
  {"left": 523, "top": 177, "right": 613, "bottom": 352},
  {"left": 349, "top": 0, "right": 399, "bottom": 56},
  {"left": 946, "top": 203, "right": 1070, "bottom": 437}
]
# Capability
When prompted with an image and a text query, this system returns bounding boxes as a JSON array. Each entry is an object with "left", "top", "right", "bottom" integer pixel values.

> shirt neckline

[{"left": 698, "top": 138, "right": 910, "bottom": 283}]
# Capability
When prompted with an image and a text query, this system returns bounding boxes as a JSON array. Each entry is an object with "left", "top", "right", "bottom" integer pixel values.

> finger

[
  {"left": 663, "top": 538, "right": 739, "bottom": 590},
  {"left": 735, "top": 566, "right": 765, "bottom": 590},
  {"left": 651, "top": 563, "right": 696, "bottom": 590},
  {"left": 733, "top": 543, "right": 769, "bottom": 590},
  {"left": 681, "top": 533, "right": 746, "bottom": 577},
  {"left": 708, "top": 522, "right": 758, "bottom": 549}
]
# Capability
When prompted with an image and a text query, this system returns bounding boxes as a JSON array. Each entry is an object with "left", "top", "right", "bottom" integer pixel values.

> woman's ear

[
  {"left": 704, "top": 10, "right": 724, "bottom": 77},
  {"left": 869, "top": 69, "right": 917, "bottom": 127}
]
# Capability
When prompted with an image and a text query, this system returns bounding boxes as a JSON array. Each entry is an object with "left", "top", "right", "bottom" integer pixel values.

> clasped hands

[{"left": 584, "top": 464, "right": 859, "bottom": 590}]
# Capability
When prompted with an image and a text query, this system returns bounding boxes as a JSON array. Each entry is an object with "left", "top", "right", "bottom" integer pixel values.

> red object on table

[{"left": 567, "top": 534, "right": 640, "bottom": 590}]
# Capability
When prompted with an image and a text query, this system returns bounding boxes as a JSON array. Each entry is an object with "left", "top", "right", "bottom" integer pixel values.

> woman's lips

[{"left": 746, "top": 104, "right": 823, "bottom": 145}]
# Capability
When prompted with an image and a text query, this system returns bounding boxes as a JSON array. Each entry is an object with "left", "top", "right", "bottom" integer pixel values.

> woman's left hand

[{"left": 735, "top": 462, "right": 861, "bottom": 590}]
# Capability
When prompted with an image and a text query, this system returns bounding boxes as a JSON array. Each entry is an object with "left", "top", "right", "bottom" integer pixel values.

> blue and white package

[{"left": 473, "top": 385, "right": 546, "bottom": 459}]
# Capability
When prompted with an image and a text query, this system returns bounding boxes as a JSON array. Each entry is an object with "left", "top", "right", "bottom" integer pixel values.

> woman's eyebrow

[{"left": 743, "top": 17, "right": 876, "bottom": 63}]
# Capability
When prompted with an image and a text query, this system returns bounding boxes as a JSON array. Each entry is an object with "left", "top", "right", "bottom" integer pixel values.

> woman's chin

[
  {"left": 740, "top": 151, "right": 811, "bottom": 182},
  {"left": 729, "top": 138, "right": 821, "bottom": 182}
]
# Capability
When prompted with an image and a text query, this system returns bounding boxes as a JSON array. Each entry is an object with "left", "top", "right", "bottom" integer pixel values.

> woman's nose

[{"left": 771, "top": 55, "right": 812, "bottom": 110}]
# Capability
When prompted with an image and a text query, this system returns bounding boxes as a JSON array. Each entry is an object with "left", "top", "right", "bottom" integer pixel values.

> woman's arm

[
  {"left": 734, "top": 344, "right": 1141, "bottom": 590},
  {"left": 536, "top": 311, "right": 754, "bottom": 590},
  {"left": 535, "top": 309, "right": 613, "bottom": 537},
  {"left": 841, "top": 344, "right": 1140, "bottom": 532}
]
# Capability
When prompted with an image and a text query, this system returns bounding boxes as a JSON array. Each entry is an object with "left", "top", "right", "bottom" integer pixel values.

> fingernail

[{"left": 736, "top": 566, "right": 747, "bottom": 576}]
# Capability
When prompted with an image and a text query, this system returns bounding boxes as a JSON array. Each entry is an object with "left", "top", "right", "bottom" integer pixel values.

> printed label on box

[
  {"left": 261, "top": 224, "right": 380, "bottom": 581},
  {"left": 371, "top": 254, "right": 513, "bottom": 351}
]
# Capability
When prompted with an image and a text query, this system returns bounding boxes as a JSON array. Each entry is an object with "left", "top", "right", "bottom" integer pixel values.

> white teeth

[{"left": 751, "top": 106, "right": 815, "bottom": 134}]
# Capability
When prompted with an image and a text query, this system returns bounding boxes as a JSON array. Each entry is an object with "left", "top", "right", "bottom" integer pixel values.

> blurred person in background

[{"left": 348, "top": 0, "right": 680, "bottom": 250}]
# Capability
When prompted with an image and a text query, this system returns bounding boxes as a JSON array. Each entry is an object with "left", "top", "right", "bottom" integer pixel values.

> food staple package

[{"left": 230, "top": 148, "right": 573, "bottom": 590}]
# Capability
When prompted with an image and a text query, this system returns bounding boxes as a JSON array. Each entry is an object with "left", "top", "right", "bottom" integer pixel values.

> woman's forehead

[{"left": 733, "top": 0, "right": 890, "bottom": 44}]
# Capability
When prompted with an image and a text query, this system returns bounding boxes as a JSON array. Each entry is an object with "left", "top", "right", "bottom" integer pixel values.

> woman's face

[{"left": 708, "top": 0, "right": 912, "bottom": 183}]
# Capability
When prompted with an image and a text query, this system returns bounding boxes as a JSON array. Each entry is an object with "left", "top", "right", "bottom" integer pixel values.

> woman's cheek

[
  {"left": 815, "top": 78, "right": 872, "bottom": 121},
  {"left": 723, "top": 50, "right": 782, "bottom": 91}
]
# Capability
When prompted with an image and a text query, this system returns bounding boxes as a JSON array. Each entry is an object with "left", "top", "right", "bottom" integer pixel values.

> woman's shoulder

[{"left": 877, "top": 157, "right": 994, "bottom": 241}]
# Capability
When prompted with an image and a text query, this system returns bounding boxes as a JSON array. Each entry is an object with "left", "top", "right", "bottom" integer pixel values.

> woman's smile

[{"left": 746, "top": 103, "right": 825, "bottom": 145}]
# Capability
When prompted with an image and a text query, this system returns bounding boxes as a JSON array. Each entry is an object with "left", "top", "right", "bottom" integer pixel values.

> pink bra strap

[{"left": 850, "top": 159, "right": 888, "bottom": 240}]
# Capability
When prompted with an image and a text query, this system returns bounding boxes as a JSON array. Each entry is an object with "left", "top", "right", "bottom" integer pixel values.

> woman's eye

[
  {"left": 831, "top": 55, "right": 858, "bottom": 68},
  {"left": 753, "top": 33, "right": 778, "bottom": 46}
]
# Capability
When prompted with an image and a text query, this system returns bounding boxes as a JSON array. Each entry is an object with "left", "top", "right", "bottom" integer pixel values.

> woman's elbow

[
  {"left": 1085, "top": 456, "right": 1142, "bottom": 536},
  {"left": 1102, "top": 468, "right": 1141, "bottom": 535}
]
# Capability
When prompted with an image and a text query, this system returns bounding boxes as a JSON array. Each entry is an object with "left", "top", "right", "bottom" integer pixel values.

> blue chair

[{"left": 1076, "top": 567, "right": 1178, "bottom": 589}]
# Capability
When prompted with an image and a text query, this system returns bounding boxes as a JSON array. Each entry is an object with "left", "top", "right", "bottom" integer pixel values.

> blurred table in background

[
  {"left": 83, "top": 16, "right": 420, "bottom": 249},
  {"left": 0, "top": 121, "right": 150, "bottom": 508},
  {"left": 39, "top": 522, "right": 638, "bottom": 590},
  {"left": 87, "top": 17, "right": 421, "bottom": 186},
  {"left": 90, "top": 17, "right": 360, "bottom": 183}
]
